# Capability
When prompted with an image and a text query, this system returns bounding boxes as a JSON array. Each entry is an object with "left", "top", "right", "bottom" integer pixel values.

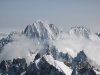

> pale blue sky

[{"left": 0, "top": 0, "right": 100, "bottom": 33}]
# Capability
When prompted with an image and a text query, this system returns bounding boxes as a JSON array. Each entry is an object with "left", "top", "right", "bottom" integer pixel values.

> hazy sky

[{"left": 0, "top": 0, "right": 100, "bottom": 33}]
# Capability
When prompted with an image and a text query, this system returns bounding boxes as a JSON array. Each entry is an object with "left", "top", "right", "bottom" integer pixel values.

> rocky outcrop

[
  {"left": 0, "top": 58, "right": 27, "bottom": 75},
  {"left": 71, "top": 51, "right": 97, "bottom": 75},
  {"left": 26, "top": 56, "right": 65, "bottom": 75}
]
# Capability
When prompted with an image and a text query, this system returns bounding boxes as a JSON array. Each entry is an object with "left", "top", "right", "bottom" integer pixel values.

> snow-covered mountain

[
  {"left": 68, "top": 26, "right": 91, "bottom": 39},
  {"left": 24, "top": 20, "right": 59, "bottom": 40},
  {"left": 0, "top": 53, "right": 72, "bottom": 75},
  {"left": 0, "top": 20, "right": 100, "bottom": 75}
]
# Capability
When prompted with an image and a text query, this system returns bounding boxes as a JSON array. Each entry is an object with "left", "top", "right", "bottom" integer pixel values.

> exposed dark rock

[
  {"left": 26, "top": 55, "right": 65, "bottom": 75},
  {"left": 34, "top": 53, "right": 41, "bottom": 61},
  {"left": 71, "top": 51, "right": 97, "bottom": 75},
  {"left": 0, "top": 58, "right": 27, "bottom": 75}
]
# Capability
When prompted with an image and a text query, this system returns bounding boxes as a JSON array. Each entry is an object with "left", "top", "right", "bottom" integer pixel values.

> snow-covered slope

[
  {"left": 0, "top": 20, "right": 100, "bottom": 75},
  {"left": 24, "top": 20, "right": 59, "bottom": 40},
  {"left": 43, "top": 54, "right": 72, "bottom": 75},
  {"left": 69, "top": 26, "right": 91, "bottom": 39},
  {"left": 28, "top": 53, "right": 72, "bottom": 75}
]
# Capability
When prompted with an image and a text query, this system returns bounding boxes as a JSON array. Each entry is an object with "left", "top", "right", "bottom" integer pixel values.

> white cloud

[
  {"left": 0, "top": 35, "right": 44, "bottom": 65},
  {"left": 0, "top": 30, "right": 100, "bottom": 69}
]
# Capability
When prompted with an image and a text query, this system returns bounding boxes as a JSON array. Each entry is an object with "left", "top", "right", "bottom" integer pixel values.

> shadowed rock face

[
  {"left": 71, "top": 67, "right": 97, "bottom": 75},
  {"left": 0, "top": 51, "right": 97, "bottom": 75},
  {"left": 0, "top": 58, "right": 27, "bottom": 75},
  {"left": 26, "top": 56, "right": 65, "bottom": 75},
  {"left": 99, "top": 33, "right": 100, "bottom": 37},
  {"left": 72, "top": 51, "right": 87, "bottom": 69},
  {"left": 0, "top": 53, "right": 66, "bottom": 75},
  {"left": 71, "top": 51, "right": 97, "bottom": 75}
]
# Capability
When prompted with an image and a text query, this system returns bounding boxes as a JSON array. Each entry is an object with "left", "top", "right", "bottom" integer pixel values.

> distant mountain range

[{"left": 0, "top": 20, "right": 100, "bottom": 75}]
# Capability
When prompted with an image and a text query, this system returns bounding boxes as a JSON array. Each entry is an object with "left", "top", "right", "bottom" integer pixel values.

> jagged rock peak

[
  {"left": 24, "top": 20, "right": 59, "bottom": 40},
  {"left": 77, "top": 50, "right": 87, "bottom": 58},
  {"left": 69, "top": 26, "right": 91, "bottom": 39}
]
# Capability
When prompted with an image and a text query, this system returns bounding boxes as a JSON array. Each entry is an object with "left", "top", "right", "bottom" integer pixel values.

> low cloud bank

[
  {"left": 0, "top": 31, "right": 100, "bottom": 68},
  {"left": 0, "top": 35, "right": 44, "bottom": 64}
]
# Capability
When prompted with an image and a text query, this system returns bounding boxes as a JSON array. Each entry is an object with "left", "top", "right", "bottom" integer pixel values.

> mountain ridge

[{"left": 0, "top": 20, "right": 100, "bottom": 75}]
